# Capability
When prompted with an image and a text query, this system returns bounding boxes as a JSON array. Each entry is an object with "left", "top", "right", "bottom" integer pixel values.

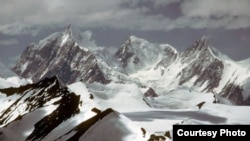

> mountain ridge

[{"left": 11, "top": 25, "right": 250, "bottom": 105}]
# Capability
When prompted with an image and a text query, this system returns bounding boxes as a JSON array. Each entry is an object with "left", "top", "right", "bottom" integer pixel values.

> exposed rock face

[
  {"left": 154, "top": 47, "right": 178, "bottom": 70},
  {"left": 0, "top": 77, "right": 144, "bottom": 141},
  {"left": 0, "top": 77, "right": 80, "bottom": 130},
  {"left": 144, "top": 88, "right": 158, "bottom": 98},
  {"left": 57, "top": 108, "right": 115, "bottom": 141},
  {"left": 179, "top": 39, "right": 224, "bottom": 92},
  {"left": 114, "top": 36, "right": 178, "bottom": 73},
  {"left": 114, "top": 38, "right": 135, "bottom": 68},
  {"left": 220, "top": 83, "right": 250, "bottom": 105},
  {"left": 12, "top": 25, "right": 109, "bottom": 84}
]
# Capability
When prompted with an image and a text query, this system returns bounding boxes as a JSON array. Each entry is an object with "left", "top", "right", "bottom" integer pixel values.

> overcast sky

[{"left": 0, "top": 0, "right": 250, "bottom": 65}]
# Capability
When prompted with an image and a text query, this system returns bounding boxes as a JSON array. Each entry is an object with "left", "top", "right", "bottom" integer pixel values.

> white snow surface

[
  {"left": 67, "top": 81, "right": 250, "bottom": 140},
  {"left": 0, "top": 79, "right": 249, "bottom": 141},
  {"left": 85, "top": 82, "right": 152, "bottom": 112},
  {"left": 79, "top": 111, "right": 147, "bottom": 141},
  {"left": 0, "top": 105, "right": 57, "bottom": 141},
  {"left": 0, "top": 93, "right": 20, "bottom": 114},
  {"left": 146, "top": 89, "right": 214, "bottom": 109},
  {"left": 68, "top": 82, "right": 96, "bottom": 112}
]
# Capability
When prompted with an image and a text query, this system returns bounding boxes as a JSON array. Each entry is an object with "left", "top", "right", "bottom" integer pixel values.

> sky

[{"left": 0, "top": 0, "right": 250, "bottom": 65}]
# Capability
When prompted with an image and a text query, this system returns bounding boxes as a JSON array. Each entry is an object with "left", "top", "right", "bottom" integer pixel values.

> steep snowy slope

[
  {"left": 53, "top": 109, "right": 147, "bottom": 141},
  {"left": 0, "top": 78, "right": 152, "bottom": 141},
  {"left": 177, "top": 39, "right": 224, "bottom": 91},
  {"left": 78, "top": 109, "right": 146, "bottom": 141},
  {"left": 0, "top": 77, "right": 81, "bottom": 140}
]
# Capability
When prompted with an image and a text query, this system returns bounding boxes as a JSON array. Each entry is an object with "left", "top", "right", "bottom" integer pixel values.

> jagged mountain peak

[
  {"left": 185, "top": 38, "right": 209, "bottom": 54},
  {"left": 114, "top": 36, "right": 178, "bottom": 72},
  {"left": 64, "top": 24, "right": 92, "bottom": 41},
  {"left": 186, "top": 37, "right": 227, "bottom": 60},
  {"left": 127, "top": 36, "right": 176, "bottom": 53},
  {"left": 128, "top": 35, "right": 149, "bottom": 44},
  {"left": 61, "top": 24, "right": 96, "bottom": 50},
  {"left": 0, "top": 76, "right": 76, "bottom": 126},
  {"left": 181, "top": 37, "right": 226, "bottom": 63},
  {"left": 12, "top": 25, "right": 109, "bottom": 84}
]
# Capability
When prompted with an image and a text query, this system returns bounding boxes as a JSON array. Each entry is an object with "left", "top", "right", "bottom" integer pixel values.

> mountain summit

[
  {"left": 62, "top": 24, "right": 96, "bottom": 50},
  {"left": 12, "top": 25, "right": 109, "bottom": 84},
  {"left": 114, "top": 36, "right": 178, "bottom": 73}
]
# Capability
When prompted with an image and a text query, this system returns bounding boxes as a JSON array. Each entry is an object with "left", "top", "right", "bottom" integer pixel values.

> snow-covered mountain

[
  {"left": 1, "top": 77, "right": 250, "bottom": 141},
  {"left": 0, "top": 77, "right": 151, "bottom": 141},
  {"left": 11, "top": 25, "right": 250, "bottom": 105},
  {"left": 2, "top": 25, "right": 249, "bottom": 140},
  {"left": 113, "top": 37, "right": 250, "bottom": 105},
  {"left": 12, "top": 25, "right": 109, "bottom": 85},
  {"left": 114, "top": 36, "right": 178, "bottom": 73}
]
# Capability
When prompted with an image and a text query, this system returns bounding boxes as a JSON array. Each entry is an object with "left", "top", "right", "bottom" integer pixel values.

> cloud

[
  {"left": 0, "top": 0, "right": 249, "bottom": 35},
  {"left": 180, "top": 0, "right": 250, "bottom": 29},
  {"left": 181, "top": 0, "right": 250, "bottom": 18},
  {"left": 0, "top": 0, "right": 122, "bottom": 35},
  {"left": 0, "top": 22, "right": 40, "bottom": 36},
  {"left": 153, "top": 0, "right": 181, "bottom": 8},
  {"left": 0, "top": 39, "right": 19, "bottom": 45}
]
